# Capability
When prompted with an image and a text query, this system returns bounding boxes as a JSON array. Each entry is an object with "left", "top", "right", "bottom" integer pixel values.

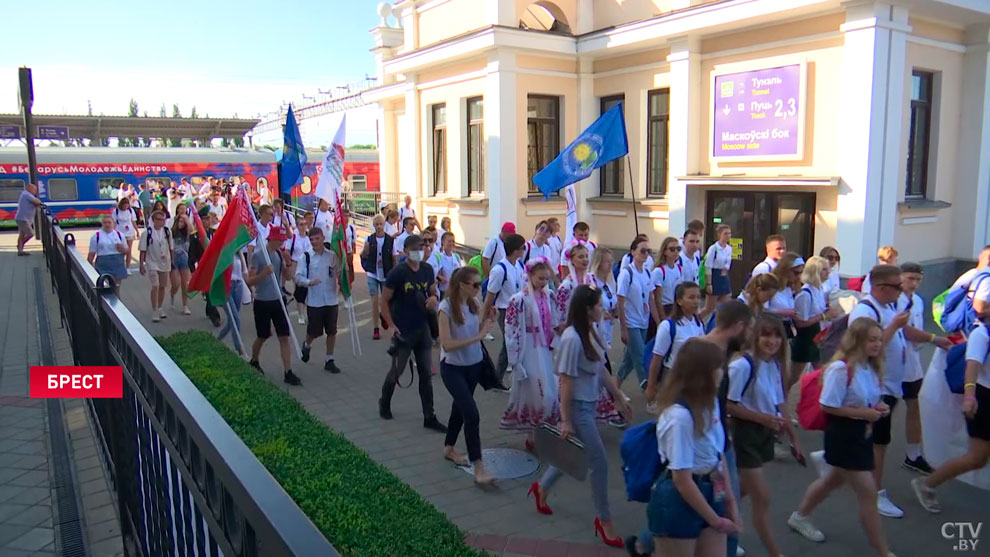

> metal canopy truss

[{"left": 0, "top": 114, "right": 260, "bottom": 142}]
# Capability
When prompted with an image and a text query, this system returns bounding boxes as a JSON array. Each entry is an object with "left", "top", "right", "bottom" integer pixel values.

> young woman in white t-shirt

[
  {"left": 647, "top": 338, "right": 741, "bottom": 554},
  {"left": 819, "top": 246, "right": 842, "bottom": 298},
  {"left": 113, "top": 198, "right": 138, "bottom": 270},
  {"left": 793, "top": 256, "right": 841, "bottom": 370},
  {"left": 728, "top": 315, "right": 802, "bottom": 557},
  {"left": 788, "top": 319, "right": 893, "bottom": 556},
  {"left": 616, "top": 236, "right": 659, "bottom": 389},
  {"left": 646, "top": 282, "right": 705, "bottom": 405},
  {"left": 87, "top": 214, "right": 128, "bottom": 293},
  {"left": 651, "top": 236, "right": 684, "bottom": 323},
  {"left": 704, "top": 224, "right": 734, "bottom": 309}
]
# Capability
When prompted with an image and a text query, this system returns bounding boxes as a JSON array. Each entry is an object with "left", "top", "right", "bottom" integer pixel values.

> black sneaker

[
  {"left": 249, "top": 360, "right": 264, "bottom": 374},
  {"left": 209, "top": 312, "right": 222, "bottom": 327},
  {"left": 423, "top": 416, "right": 448, "bottom": 433},
  {"left": 492, "top": 381, "right": 510, "bottom": 393},
  {"left": 283, "top": 370, "right": 301, "bottom": 386},
  {"left": 378, "top": 398, "right": 393, "bottom": 420},
  {"left": 323, "top": 360, "right": 341, "bottom": 374},
  {"left": 301, "top": 343, "right": 311, "bottom": 363},
  {"left": 903, "top": 455, "right": 934, "bottom": 475},
  {"left": 625, "top": 535, "right": 648, "bottom": 557}
]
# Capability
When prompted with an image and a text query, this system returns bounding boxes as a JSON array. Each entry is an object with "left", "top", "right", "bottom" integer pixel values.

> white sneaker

[
  {"left": 911, "top": 477, "right": 941, "bottom": 513},
  {"left": 810, "top": 450, "right": 828, "bottom": 478},
  {"left": 787, "top": 511, "right": 825, "bottom": 542},
  {"left": 298, "top": 315, "right": 306, "bottom": 325},
  {"left": 876, "top": 489, "right": 904, "bottom": 518},
  {"left": 159, "top": 309, "right": 168, "bottom": 320},
  {"left": 736, "top": 545, "right": 746, "bottom": 556},
  {"left": 151, "top": 313, "right": 161, "bottom": 323},
  {"left": 484, "top": 333, "right": 495, "bottom": 341}
]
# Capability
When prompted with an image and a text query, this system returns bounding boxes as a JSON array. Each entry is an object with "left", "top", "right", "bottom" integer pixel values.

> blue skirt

[
  {"left": 95, "top": 254, "right": 128, "bottom": 281},
  {"left": 711, "top": 268, "right": 731, "bottom": 296}
]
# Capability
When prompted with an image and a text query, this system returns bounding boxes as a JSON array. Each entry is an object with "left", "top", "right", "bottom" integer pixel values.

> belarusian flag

[{"left": 188, "top": 190, "right": 257, "bottom": 305}]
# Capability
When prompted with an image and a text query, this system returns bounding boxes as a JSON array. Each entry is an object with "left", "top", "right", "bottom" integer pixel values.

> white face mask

[{"left": 408, "top": 250, "right": 424, "bottom": 263}]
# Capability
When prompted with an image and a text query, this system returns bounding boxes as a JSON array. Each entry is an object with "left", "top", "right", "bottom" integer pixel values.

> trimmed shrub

[{"left": 160, "top": 330, "right": 481, "bottom": 557}]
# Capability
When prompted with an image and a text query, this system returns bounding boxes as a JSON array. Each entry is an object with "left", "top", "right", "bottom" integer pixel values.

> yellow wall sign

[{"left": 730, "top": 238, "right": 743, "bottom": 260}]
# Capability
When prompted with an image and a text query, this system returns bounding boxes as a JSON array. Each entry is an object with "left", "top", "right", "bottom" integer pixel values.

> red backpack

[{"left": 797, "top": 361, "right": 852, "bottom": 431}]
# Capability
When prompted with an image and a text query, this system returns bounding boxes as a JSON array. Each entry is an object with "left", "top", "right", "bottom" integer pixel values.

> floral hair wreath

[
  {"left": 564, "top": 240, "right": 590, "bottom": 260},
  {"left": 525, "top": 256, "right": 551, "bottom": 273}
]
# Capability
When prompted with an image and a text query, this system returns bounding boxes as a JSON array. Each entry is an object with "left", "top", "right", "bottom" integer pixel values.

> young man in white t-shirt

[
  {"left": 679, "top": 228, "right": 703, "bottom": 285},
  {"left": 284, "top": 212, "right": 313, "bottom": 324},
  {"left": 523, "top": 220, "right": 555, "bottom": 267},
  {"left": 546, "top": 217, "right": 563, "bottom": 272},
  {"left": 398, "top": 195, "right": 420, "bottom": 231},
  {"left": 616, "top": 237, "right": 659, "bottom": 389},
  {"left": 393, "top": 216, "right": 417, "bottom": 256},
  {"left": 483, "top": 233, "right": 526, "bottom": 389},
  {"left": 897, "top": 262, "right": 938, "bottom": 475},
  {"left": 482, "top": 222, "right": 514, "bottom": 277},
  {"left": 850, "top": 264, "right": 951, "bottom": 518},
  {"left": 750, "top": 234, "right": 786, "bottom": 278}
]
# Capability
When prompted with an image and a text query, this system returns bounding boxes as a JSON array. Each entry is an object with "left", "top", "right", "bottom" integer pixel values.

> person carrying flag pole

[{"left": 315, "top": 114, "right": 362, "bottom": 357}]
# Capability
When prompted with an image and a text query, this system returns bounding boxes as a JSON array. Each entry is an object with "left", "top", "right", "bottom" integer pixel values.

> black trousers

[
  {"left": 441, "top": 361, "right": 482, "bottom": 462},
  {"left": 380, "top": 327, "right": 435, "bottom": 420}
]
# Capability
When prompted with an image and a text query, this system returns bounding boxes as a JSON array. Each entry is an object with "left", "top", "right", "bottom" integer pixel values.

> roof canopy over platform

[{"left": 0, "top": 114, "right": 259, "bottom": 142}]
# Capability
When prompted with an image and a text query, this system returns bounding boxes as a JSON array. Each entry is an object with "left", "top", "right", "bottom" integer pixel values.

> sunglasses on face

[
  {"left": 877, "top": 282, "right": 903, "bottom": 291},
  {"left": 424, "top": 239, "right": 435, "bottom": 244},
  {"left": 637, "top": 248, "right": 651, "bottom": 255},
  {"left": 667, "top": 246, "right": 682, "bottom": 252},
  {"left": 826, "top": 255, "right": 840, "bottom": 262},
  {"left": 468, "top": 282, "right": 481, "bottom": 288}
]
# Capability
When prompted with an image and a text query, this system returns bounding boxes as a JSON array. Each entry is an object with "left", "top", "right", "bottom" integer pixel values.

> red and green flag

[
  {"left": 315, "top": 115, "right": 351, "bottom": 299},
  {"left": 188, "top": 191, "right": 257, "bottom": 305}
]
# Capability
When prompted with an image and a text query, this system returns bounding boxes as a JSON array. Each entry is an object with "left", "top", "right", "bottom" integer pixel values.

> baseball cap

[
  {"left": 501, "top": 222, "right": 516, "bottom": 234},
  {"left": 268, "top": 226, "right": 288, "bottom": 242}
]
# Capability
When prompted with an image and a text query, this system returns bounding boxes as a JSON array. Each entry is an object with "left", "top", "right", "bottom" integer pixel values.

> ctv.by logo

[{"left": 942, "top": 522, "right": 982, "bottom": 551}]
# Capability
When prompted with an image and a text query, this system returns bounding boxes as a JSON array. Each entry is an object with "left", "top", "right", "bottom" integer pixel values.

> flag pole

[{"left": 625, "top": 155, "right": 641, "bottom": 237}]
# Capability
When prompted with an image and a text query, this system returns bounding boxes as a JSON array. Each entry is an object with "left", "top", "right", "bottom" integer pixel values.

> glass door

[{"left": 705, "top": 192, "right": 754, "bottom": 294}]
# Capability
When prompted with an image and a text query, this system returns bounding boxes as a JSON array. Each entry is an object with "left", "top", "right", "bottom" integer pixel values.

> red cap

[
  {"left": 501, "top": 222, "right": 516, "bottom": 234},
  {"left": 267, "top": 225, "right": 287, "bottom": 242}
]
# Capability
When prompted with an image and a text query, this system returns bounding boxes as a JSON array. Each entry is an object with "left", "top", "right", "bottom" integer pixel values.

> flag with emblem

[
  {"left": 279, "top": 105, "right": 307, "bottom": 195},
  {"left": 315, "top": 115, "right": 351, "bottom": 298},
  {"left": 533, "top": 102, "right": 628, "bottom": 198}
]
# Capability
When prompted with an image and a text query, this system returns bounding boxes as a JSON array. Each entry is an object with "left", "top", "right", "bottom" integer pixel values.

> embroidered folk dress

[
  {"left": 554, "top": 271, "right": 621, "bottom": 423},
  {"left": 500, "top": 286, "right": 562, "bottom": 431}
]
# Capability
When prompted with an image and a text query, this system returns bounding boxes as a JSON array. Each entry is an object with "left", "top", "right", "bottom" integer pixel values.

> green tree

[
  {"left": 122, "top": 99, "right": 139, "bottom": 147},
  {"left": 221, "top": 137, "right": 231, "bottom": 148},
  {"left": 233, "top": 137, "right": 245, "bottom": 148},
  {"left": 159, "top": 104, "right": 167, "bottom": 117},
  {"left": 348, "top": 143, "right": 376, "bottom": 149},
  {"left": 169, "top": 104, "right": 183, "bottom": 147},
  {"left": 190, "top": 106, "right": 198, "bottom": 118},
  {"left": 172, "top": 104, "right": 182, "bottom": 118}
]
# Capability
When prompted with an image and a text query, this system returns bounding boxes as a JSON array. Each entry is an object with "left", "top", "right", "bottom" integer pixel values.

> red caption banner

[{"left": 30, "top": 366, "right": 123, "bottom": 398}]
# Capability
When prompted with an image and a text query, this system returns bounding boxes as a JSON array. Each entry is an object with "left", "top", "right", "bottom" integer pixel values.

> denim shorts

[
  {"left": 647, "top": 473, "right": 725, "bottom": 539},
  {"left": 173, "top": 251, "right": 190, "bottom": 271},
  {"left": 367, "top": 275, "right": 385, "bottom": 296}
]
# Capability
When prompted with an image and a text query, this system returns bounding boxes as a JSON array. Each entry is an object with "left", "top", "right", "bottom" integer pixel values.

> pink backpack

[{"left": 797, "top": 361, "right": 852, "bottom": 431}]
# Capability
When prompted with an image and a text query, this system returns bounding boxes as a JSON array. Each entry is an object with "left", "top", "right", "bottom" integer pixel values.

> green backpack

[
  {"left": 698, "top": 258, "right": 708, "bottom": 290},
  {"left": 468, "top": 254, "right": 486, "bottom": 279}
]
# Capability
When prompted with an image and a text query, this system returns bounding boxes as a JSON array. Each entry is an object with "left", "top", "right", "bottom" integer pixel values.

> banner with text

[{"left": 712, "top": 64, "right": 804, "bottom": 160}]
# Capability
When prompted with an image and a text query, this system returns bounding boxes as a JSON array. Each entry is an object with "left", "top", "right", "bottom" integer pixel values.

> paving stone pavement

[
  {"left": 0, "top": 233, "right": 123, "bottom": 557},
  {"left": 69, "top": 227, "right": 989, "bottom": 557}
]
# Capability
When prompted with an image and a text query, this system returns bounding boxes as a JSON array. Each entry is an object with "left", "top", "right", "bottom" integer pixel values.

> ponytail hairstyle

[
  {"left": 446, "top": 266, "right": 481, "bottom": 326},
  {"left": 656, "top": 338, "right": 724, "bottom": 437},
  {"left": 566, "top": 285, "right": 605, "bottom": 361},
  {"left": 743, "top": 273, "right": 780, "bottom": 314}
]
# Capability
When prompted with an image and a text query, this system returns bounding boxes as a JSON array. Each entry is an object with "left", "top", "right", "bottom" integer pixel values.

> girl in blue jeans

[
  {"left": 616, "top": 236, "right": 659, "bottom": 389},
  {"left": 217, "top": 252, "right": 246, "bottom": 356},
  {"left": 649, "top": 338, "right": 741, "bottom": 557}
]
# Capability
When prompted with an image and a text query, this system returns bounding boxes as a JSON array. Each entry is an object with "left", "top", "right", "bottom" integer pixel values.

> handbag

[
  {"left": 534, "top": 423, "right": 588, "bottom": 481},
  {"left": 478, "top": 342, "right": 500, "bottom": 391}
]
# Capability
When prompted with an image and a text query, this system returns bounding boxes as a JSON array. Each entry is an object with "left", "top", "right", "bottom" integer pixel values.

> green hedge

[{"left": 159, "top": 331, "right": 481, "bottom": 557}]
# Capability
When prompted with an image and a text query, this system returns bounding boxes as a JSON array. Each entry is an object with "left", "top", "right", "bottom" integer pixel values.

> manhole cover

[{"left": 456, "top": 448, "right": 540, "bottom": 480}]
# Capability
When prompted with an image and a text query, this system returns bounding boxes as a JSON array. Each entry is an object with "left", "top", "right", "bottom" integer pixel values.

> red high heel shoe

[
  {"left": 527, "top": 482, "right": 552, "bottom": 515},
  {"left": 594, "top": 517, "right": 624, "bottom": 548},
  {"left": 524, "top": 438, "right": 535, "bottom": 453}
]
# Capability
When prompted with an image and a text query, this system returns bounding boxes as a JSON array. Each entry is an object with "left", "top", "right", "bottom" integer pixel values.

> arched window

[{"left": 519, "top": 1, "right": 571, "bottom": 35}]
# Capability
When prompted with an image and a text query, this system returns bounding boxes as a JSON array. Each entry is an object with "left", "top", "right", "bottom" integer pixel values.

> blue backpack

[
  {"left": 480, "top": 261, "right": 507, "bottom": 301},
  {"left": 621, "top": 401, "right": 689, "bottom": 502},
  {"left": 944, "top": 334, "right": 990, "bottom": 394},
  {"left": 938, "top": 270, "right": 990, "bottom": 334}
]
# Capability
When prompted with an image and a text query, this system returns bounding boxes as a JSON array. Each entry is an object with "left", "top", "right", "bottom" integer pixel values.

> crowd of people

[{"left": 16, "top": 180, "right": 990, "bottom": 557}]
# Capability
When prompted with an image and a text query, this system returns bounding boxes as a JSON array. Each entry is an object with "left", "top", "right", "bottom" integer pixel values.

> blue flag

[
  {"left": 279, "top": 105, "right": 307, "bottom": 195},
  {"left": 533, "top": 102, "right": 628, "bottom": 198}
]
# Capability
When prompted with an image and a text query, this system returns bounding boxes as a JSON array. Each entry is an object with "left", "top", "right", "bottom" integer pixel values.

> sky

[{"left": 0, "top": 0, "right": 383, "bottom": 146}]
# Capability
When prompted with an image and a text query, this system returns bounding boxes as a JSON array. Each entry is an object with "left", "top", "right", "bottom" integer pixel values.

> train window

[
  {"left": 48, "top": 179, "right": 78, "bottom": 201},
  {"left": 147, "top": 177, "right": 171, "bottom": 191},
  {"left": 98, "top": 178, "right": 124, "bottom": 200},
  {"left": 349, "top": 174, "right": 367, "bottom": 191},
  {"left": 0, "top": 179, "right": 26, "bottom": 202}
]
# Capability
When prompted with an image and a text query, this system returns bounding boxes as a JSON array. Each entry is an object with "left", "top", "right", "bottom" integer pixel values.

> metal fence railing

[{"left": 37, "top": 207, "right": 337, "bottom": 557}]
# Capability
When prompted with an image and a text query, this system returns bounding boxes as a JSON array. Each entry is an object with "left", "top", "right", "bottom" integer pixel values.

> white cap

[
  {"left": 379, "top": 201, "right": 388, "bottom": 208},
  {"left": 793, "top": 257, "right": 806, "bottom": 267}
]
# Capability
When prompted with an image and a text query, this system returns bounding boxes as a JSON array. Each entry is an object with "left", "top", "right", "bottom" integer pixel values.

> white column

[
  {"left": 377, "top": 106, "right": 395, "bottom": 194},
  {"left": 666, "top": 36, "right": 701, "bottom": 237},
  {"left": 836, "top": 2, "right": 909, "bottom": 277},
  {"left": 574, "top": 0, "right": 594, "bottom": 34},
  {"left": 486, "top": 0, "right": 516, "bottom": 26},
  {"left": 955, "top": 24, "right": 990, "bottom": 256},
  {"left": 485, "top": 51, "right": 519, "bottom": 238},
  {"left": 402, "top": 80, "right": 421, "bottom": 201}
]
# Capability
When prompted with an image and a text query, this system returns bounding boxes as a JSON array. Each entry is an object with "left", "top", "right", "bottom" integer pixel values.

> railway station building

[{"left": 368, "top": 0, "right": 990, "bottom": 289}]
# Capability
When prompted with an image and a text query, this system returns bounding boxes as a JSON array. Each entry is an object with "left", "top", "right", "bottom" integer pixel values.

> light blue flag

[
  {"left": 279, "top": 105, "right": 307, "bottom": 195},
  {"left": 533, "top": 102, "right": 629, "bottom": 198}
]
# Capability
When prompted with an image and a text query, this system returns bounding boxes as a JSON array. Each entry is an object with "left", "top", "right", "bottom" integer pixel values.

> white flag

[
  {"left": 315, "top": 114, "right": 346, "bottom": 209},
  {"left": 563, "top": 184, "right": 577, "bottom": 246}
]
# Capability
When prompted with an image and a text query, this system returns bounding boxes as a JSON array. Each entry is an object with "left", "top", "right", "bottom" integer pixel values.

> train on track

[{"left": 0, "top": 147, "right": 380, "bottom": 227}]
